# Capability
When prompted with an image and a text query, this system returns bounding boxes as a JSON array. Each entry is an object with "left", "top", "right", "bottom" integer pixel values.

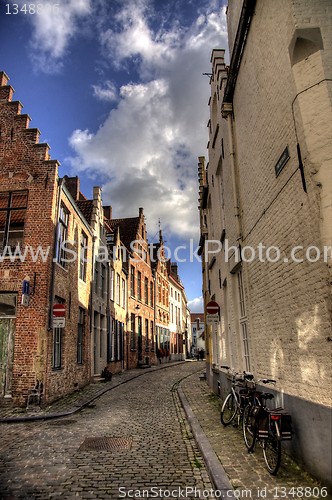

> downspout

[
  {"left": 224, "top": 106, "right": 242, "bottom": 244},
  {"left": 45, "top": 176, "right": 63, "bottom": 403},
  {"left": 221, "top": 0, "right": 256, "bottom": 246},
  {"left": 90, "top": 235, "right": 96, "bottom": 378}
]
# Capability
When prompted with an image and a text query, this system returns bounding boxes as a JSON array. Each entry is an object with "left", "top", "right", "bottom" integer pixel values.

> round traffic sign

[
  {"left": 206, "top": 300, "right": 220, "bottom": 314},
  {"left": 53, "top": 303, "right": 66, "bottom": 317}
]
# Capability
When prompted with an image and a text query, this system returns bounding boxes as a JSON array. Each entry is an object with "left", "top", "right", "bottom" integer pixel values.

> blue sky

[{"left": 0, "top": 0, "right": 228, "bottom": 312}]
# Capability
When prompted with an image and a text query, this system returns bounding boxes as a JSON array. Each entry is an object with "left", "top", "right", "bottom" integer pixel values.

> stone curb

[
  {"left": 177, "top": 384, "right": 236, "bottom": 498},
  {"left": 0, "top": 360, "right": 187, "bottom": 424}
]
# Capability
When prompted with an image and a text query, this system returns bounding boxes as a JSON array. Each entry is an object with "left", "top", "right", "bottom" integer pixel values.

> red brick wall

[{"left": 0, "top": 72, "right": 58, "bottom": 406}]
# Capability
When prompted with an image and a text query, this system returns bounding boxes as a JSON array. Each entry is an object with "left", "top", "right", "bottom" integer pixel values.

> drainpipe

[
  {"left": 44, "top": 176, "right": 63, "bottom": 403},
  {"left": 90, "top": 235, "right": 96, "bottom": 378},
  {"left": 224, "top": 106, "right": 242, "bottom": 243}
]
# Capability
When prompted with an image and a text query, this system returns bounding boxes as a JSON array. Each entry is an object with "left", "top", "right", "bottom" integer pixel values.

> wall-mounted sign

[
  {"left": 206, "top": 313, "right": 219, "bottom": 325},
  {"left": 275, "top": 146, "right": 290, "bottom": 177},
  {"left": 52, "top": 303, "right": 66, "bottom": 328},
  {"left": 21, "top": 278, "right": 30, "bottom": 307},
  {"left": 53, "top": 317, "right": 65, "bottom": 328}
]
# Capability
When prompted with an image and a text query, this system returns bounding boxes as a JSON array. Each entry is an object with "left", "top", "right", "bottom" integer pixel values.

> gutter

[{"left": 223, "top": 0, "right": 256, "bottom": 104}]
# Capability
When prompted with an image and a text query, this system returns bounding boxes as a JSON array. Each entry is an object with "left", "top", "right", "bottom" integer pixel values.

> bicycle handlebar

[
  {"left": 260, "top": 379, "right": 276, "bottom": 385},
  {"left": 219, "top": 366, "right": 276, "bottom": 385}
]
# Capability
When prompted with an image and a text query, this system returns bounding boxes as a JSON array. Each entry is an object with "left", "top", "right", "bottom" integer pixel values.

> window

[
  {"left": 79, "top": 232, "right": 88, "bottom": 281},
  {"left": 94, "top": 262, "right": 99, "bottom": 294},
  {"left": 130, "top": 265, "right": 135, "bottom": 297},
  {"left": 101, "top": 264, "right": 106, "bottom": 298},
  {"left": 137, "top": 271, "right": 142, "bottom": 301},
  {"left": 0, "top": 293, "right": 17, "bottom": 317},
  {"left": 56, "top": 204, "right": 69, "bottom": 267},
  {"left": 52, "top": 328, "right": 62, "bottom": 369},
  {"left": 150, "top": 321, "right": 154, "bottom": 351},
  {"left": 110, "top": 268, "right": 114, "bottom": 301},
  {"left": 116, "top": 273, "right": 120, "bottom": 305},
  {"left": 145, "top": 277, "right": 149, "bottom": 305},
  {"left": 130, "top": 313, "right": 136, "bottom": 350},
  {"left": 77, "top": 307, "right": 85, "bottom": 364},
  {"left": 53, "top": 298, "right": 65, "bottom": 369},
  {"left": 122, "top": 278, "right": 126, "bottom": 308},
  {"left": 150, "top": 281, "right": 154, "bottom": 307},
  {"left": 145, "top": 318, "right": 149, "bottom": 350},
  {"left": 0, "top": 190, "right": 28, "bottom": 253},
  {"left": 237, "top": 270, "right": 250, "bottom": 371}
]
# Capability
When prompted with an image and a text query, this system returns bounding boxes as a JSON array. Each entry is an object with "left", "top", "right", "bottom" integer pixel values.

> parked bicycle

[
  {"left": 220, "top": 366, "right": 255, "bottom": 426},
  {"left": 242, "top": 382, "right": 293, "bottom": 475}
]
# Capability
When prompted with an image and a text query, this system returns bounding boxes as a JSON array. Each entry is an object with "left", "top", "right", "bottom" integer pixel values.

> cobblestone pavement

[
  {"left": 0, "top": 362, "right": 330, "bottom": 500},
  {"left": 0, "top": 363, "right": 212, "bottom": 499}
]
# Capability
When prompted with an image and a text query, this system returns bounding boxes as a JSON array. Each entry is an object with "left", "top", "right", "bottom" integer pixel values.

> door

[
  {"left": 0, "top": 293, "right": 16, "bottom": 398},
  {"left": 0, "top": 318, "right": 15, "bottom": 398}
]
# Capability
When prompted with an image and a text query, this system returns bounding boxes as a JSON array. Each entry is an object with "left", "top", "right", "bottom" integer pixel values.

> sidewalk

[{"left": 180, "top": 368, "right": 332, "bottom": 500}]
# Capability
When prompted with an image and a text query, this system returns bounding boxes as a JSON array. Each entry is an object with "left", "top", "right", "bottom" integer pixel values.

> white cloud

[
  {"left": 92, "top": 81, "right": 118, "bottom": 102},
  {"left": 13, "top": 0, "right": 92, "bottom": 73},
  {"left": 67, "top": 0, "right": 228, "bottom": 240},
  {"left": 188, "top": 296, "right": 204, "bottom": 313}
]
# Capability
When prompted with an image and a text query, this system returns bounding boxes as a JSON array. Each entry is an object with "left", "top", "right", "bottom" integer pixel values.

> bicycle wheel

[
  {"left": 242, "top": 404, "right": 256, "bottom": 451},
  {"left": 262, "top": 434, "right": 281, "bottom": 475},
  {"left": 221, "top": 392, "right": 237, "bottom": 425}
]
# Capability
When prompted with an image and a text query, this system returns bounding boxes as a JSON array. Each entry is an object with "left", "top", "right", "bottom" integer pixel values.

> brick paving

[
  {"left": 181, "top": 369, "right": 332, "bottom": 500},
  {"left": 0, "top": 362, "right": 212, "bottom": 499},
  {"left": 0, "top": 362, "right": 330, "bottom": 500}
]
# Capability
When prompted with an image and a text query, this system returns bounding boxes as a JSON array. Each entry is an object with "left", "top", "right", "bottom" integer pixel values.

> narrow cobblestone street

[
  {"left": 0, "top": 363, "right": 212, "bottom": 499},
  {"left": 0, "top": 362, "right": 330, "bottom": 500}
]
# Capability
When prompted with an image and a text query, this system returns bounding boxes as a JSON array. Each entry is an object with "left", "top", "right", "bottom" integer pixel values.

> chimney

[
  {"left": 63, "top": 176, "right": 80, "bottom": 201},
  {"left": 171, "top": 262, "right": 178, "bottom": 276},
  {"left": 103, "top": 205, "right": 112, "bottom": 220},
  {"left": 0, "top": 71, "right": 9, "bottom": 87}
]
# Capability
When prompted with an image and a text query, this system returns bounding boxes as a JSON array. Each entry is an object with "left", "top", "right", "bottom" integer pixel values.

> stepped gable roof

[
  {"left": 104, "top": 218, "right": 113, "bottom": 235},
  {"left": 76, "top": 199, "right": 94, "bottom": 224},
  {"left": 109, "top": 216, "right": 140, "bottom": 253}
]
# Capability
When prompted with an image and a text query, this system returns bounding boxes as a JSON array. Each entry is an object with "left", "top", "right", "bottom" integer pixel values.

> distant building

[
  {"left": 110, "top": 209, "right": 155, "bottom": 368},
  {"left": 104, "top": 218, "right": 128, "bottom": 374},
  {"left": 168, "top": 263, "right": 185, "bottom": 360},
  {"left": 190, "top": 313, "right": 205, "bottom": 358},
  {"left": 150, "top": 230, "right": 170, "bottom": 361}
]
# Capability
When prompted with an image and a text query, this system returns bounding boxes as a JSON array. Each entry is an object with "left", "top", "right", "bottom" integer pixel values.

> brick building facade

[
  {"left": 0, "top": 73, "right": 93, "bottom": 406},
  {"left": 110, "top": 209, "right": 156, "bottom": 369},
  {"left": 151, "top": 230, "right": 170, "bottom": 361},
  {"left": 198, "top": 0, "right": 332, "bottom": 486},
  {"left": 0, "top": 70, "right": 189, "bottom": 407}
]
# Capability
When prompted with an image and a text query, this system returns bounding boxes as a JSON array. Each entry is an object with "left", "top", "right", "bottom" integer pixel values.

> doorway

[{"left": 0, "top": 293, "right": 17, "bottom": 398}]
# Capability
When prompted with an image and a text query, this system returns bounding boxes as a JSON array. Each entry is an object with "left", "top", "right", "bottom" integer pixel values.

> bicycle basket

[
  {"left": 269, "top": 410, "right": 293, "bottom": 440},
  {"left": 257, "top": 408, "right": 269, "bottom": 439}
]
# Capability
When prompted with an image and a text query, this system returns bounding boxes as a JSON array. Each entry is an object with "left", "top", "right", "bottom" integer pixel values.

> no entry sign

[
  {"left": 206, "top": 301, "right": 220, "bottom": 315},
  {"left": 53, "top": 303, "right": 66, "bottom": 317}
]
